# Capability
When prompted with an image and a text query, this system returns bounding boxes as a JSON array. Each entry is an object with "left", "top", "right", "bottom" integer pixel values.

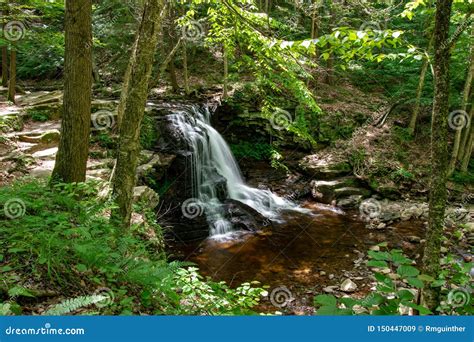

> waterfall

[{"left": 168, "top": 105, "right": 301, "bottom": 237}]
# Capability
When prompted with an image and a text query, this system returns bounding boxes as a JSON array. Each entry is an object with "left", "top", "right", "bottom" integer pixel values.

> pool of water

[{"left": 168, "top": 200, "right": 425, "bottom": 313}]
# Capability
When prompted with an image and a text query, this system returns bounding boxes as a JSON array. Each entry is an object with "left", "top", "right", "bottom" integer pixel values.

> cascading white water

[{"left": 169, "top": 105, "right": 301, "bottom": 236}]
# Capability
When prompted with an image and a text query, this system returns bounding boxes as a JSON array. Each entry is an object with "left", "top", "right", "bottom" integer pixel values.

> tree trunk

[
  {"left": 461, "top": 126, "right": 473, "bottom": 172},
  {"left": 324, "top": 3, "right": 335, "bottom": 85},
  {"left": 51, "top": 0, "right": 92, "bottom": 183},
  {"left": 111, "top": 0, "right": 164, "bottom": 228},
  {"left": 448, "top": 28, "right": 473, "bottom": 176},
  {"left": 408, "top": 34, "right": 434, "bottom": 135},
  {"left": 7, "top": 49, "right": 16, "bottom": 103},
  {"left": 223, "top": 46, "right": 228, "bottom": 98},
  {"left": 421, "top": 0, "right": 453, "bottom": 311},
  {"left": 183, "top": 41, "right": 190, "bottom": 95},
  {"left": 116, "top": 39, "right": 137, "bottom": 129},
  {"left": 1, "top": 46, "right": 7, "bottom": 87}
]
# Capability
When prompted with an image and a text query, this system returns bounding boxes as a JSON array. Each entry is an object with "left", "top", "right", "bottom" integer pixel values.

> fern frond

[{"left": 44, "top": 294, "right": 106, "bottom": 316}]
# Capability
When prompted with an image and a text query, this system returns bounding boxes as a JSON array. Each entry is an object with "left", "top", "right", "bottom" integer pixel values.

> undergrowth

[{"left": 0, "top": 179, "right": 267, "bottom": 315}]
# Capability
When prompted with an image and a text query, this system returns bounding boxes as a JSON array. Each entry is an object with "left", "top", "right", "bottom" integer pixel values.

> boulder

[
  {"left": 299, "top": 154, "right": 351, "bottom": 179},
  {"left": 17, "top": 129, "right": 60, "bottom": 144},
  {"left": 133, "top": 186, "right": 160, "bottom": 209},
  {"left": 337, "top": 195, "right": 364, "bottom": 209}
]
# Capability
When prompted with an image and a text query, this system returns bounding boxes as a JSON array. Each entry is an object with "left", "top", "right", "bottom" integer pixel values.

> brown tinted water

[{"left": 169, "top": 201, "right": 424, "bottom": 313}]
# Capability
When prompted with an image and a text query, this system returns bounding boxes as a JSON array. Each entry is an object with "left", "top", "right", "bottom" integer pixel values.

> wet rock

[
  {"left": 310, "top": 177, "right": 360, "bottom": 203},
  {"left": 133, "top": 186, "right": 160, "bottom": 209},
  {"left": 328, "top": 274, "right": 335, "bottom": 280},
  {"left": 340, "top": 279, "right": 357, "bottom": 292},
  {"left": 224, "top": 199, "right": 271, "bottom": 231},
  {"left": 337, "top": 195, "right": 364, "bottom": 209}
]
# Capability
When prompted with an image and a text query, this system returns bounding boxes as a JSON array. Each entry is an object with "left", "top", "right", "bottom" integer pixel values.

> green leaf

[
  {"left": 314, "top": 294, "right": 337, "bottom": 307},
  {"left": 397, "top": 289, "right": 415, "bottom": 301},
  {"left": 368, "top": 250, "right": 390, "bottom": 261},
  {"left": 367, "top": 260, "right": 388, "bottom": 268},
  {"left": 405, "top": 302, "right": 432, "bottom": 315},
  {"left": 8, "top": 286, "right": 35, "bottom": 298},
  {"left": 397, "top": 265, "right": 420, "bottom": 278},
  {"left": 406, "top": 277, "right": 424, "bottom": 289},
  {"left": 431, "top": 279, "right": 446, "bottom": 288},
  {"left": 76, "top": 264, "right": 87, "bottom": 272},
  {"left": 418, "top": 274, "right": 435, "bottom": 282}
]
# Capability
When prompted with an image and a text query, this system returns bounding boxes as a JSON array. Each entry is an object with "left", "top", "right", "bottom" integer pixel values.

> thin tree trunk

[
  {"left": 117, "top": 38, "right": 138, "bottom": 129},
  {"left": 183, "top": 41, "right": 190, "bottom": 95},
  {"left": 325, "top": 5, "right": 335, "bottom": 85},
  {"left": 7, "top": 49, "right": 15, "bottom": 103},
  {"left": 421, "top": 0, "right": 453, "bottom": 311},
  {"left": 223, "top": 46, "right": 228, "bottom": 98},
  {"left": 51, "top": 0, "right": 92, "bottom": 183},
  {"left": 448, "top": 29, "right": 473, "bottom": 176},
  {"left": 1, "top": 46, "right": 7, "bottom": 87},
  {"left": 111, "top": 0, "right": 164, "bottom": 228},
  {"left": 460, "top": 127, "right": 473, "bottom": 172},
  {"left": 409, "top": 34, "right": 434, "bottom": 135}
]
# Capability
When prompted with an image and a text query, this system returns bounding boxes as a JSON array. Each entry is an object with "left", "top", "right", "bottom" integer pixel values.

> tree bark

[
  {"left": 7, "top": 49, "right": 15, "bottom": 103},
  {"left": 408, "top": 34, "right": 434, "bottom": 135},
  {"left": 421, "top": 0, "right": 453, "bottom": 311},
  {"left": 223, "top": 46, "right": 228, "bottom": 98},
  {"left": 1, "top": 46, "right": 7, "bottom": 87},
  {"left": 448, "top": 27, "right": 473, "bottom": 176},
  {"left": 183, "top": 42, "right": 190, "bottom": 95},
  {"left": 51, "top": 0, "right": 92, "bottom": 183},
  {"left": 111, "top": 0, "right": 164, "bottom": 228},
  {"left": 460, "top": 126, "right": 473, "bottom": 172},
  {"left": 165, "top": 7, "right": 179, "bottom": 92}
]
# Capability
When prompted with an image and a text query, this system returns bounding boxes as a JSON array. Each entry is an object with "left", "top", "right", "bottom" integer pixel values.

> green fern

[{"left": 44, "top": 295, "right": 107, "bottom": 316}]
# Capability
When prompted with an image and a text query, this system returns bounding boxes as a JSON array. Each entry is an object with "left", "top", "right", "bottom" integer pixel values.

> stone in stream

[{"left": 340, "top": 278, "right": 358, "bottom": 292}]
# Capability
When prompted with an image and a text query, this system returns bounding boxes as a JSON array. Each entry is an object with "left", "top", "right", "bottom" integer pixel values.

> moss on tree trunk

[
  {"left": 111, "top": 0, "right": 164, "bottom": 228},
  {"left": 421, "top": 0, "right": 453, "bottom": 311}
]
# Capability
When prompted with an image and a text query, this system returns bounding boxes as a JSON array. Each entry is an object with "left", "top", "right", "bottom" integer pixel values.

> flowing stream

[{"left": 169, "top": 105, "right": 304, "bottom": 236}]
